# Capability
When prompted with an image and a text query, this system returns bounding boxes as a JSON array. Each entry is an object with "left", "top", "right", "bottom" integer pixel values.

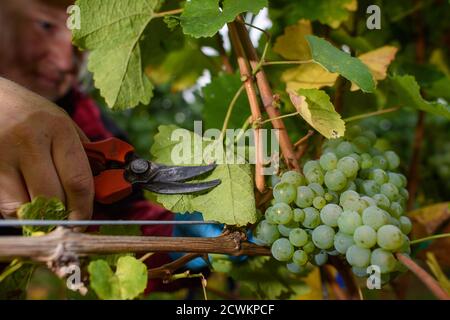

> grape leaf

[
  {"left": 281, "top": 63, "right": 338, "bottom": 91},
  {"left": 351, "top": 46, "right": 398, "bottom": 91},
  {"left": 202, "top": 73, "right": 251, "bottom": 130},
  {"left": 389, "top": 75, "right": 450, "bottom": 119},
  {"left": 273, "top": 20, "right": 312, "bottom": 61},
  {"left": 279, "top": 0, "right": 356, "bottom": 29},
  {"left": 17, "top": 197, "right": 68, "bottom": 236},
  {"left": 88, "top": 256, "right": 148, "bottom": 300},
  {"left": 146, "top": 39, "right": 216, "bottom": 92},
  {"left": 180, "top": 0, "right": 267, "bottom": 38},
  {"left": 289, "top": 89, "right": 345, "bottom": 139},
  {"left": 73, "top": 0, "right": 160, "bottom": 109},
  {"left": 306, "top": 35, "right": 376, "bottom": 92},
  {"left": 150, "top": 125, "right": 257, "bottom": 226},
  {"left": 228, "top": 257, "right": 309, "bottom": 299}
]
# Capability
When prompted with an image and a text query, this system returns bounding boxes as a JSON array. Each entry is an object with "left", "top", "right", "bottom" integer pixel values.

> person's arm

[{"left": 0, "top": 77, "right": 94, "bottom": 220}]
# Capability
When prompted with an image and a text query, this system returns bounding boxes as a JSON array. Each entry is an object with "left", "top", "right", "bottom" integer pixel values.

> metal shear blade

[
  {"left": 142, "top": 180, "right": 221, "bottom": 194},
  {"left": 150, "top": 163, "right": 217, "bottom": 182}
]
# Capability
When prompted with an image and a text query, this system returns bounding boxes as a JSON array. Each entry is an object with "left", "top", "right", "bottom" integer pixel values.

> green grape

[
  {"left": 289, "top": 228, "right": 309, "bottom": 247},
  {"left": 380, "top": 183, "right": 400, "bottom": 201},
  {"left": 337, "top": 210, "right": 362, "bottom": 234},
  {"left": 271, "top": 238, "right": 294, "bottom": 262},
  {"left": 313, "top": 196, "right": 326, "bottom": 209},
  {"left": 272, "top": 203, "right": 293, "bottom": 224},
  {"left": 273, "top": 182, "right": 297, "bottom": 204},
  {"left": 353, "top": 225, "right": 377, "bottom": 248},
  {"left": 362, "top": 206, "right": 389, "bottom": 230},
  {"left": 334, "top": 232, "right": 355, "bottom": 254},
  {"left": 324, "top": 192, "right": 334, "bottom": 202},
  {"left": 344, "top": 181, "right": 357, "bottom": 191},
  {"left": 342, "top": 198, "right": 367, "bottom": 214},
  {"left": 352, "top": 266, "right": 368, "bottom": 278},
  {"left": 339, "top": 190, "right": 359, "bottom": 204},
  {"left": 270, "top": 175, "right": 281, "bottom": 188},
  {"left": 313, "top": 251, "right": 328, "bottom": 266},
  {"left": 373, "top": 193, "right": 391, "bottom": 210},
  {"left": 389, "top": 202, "right": 403, "bottom": 218},
  {"left": 286, "top": 262, "right": 305, "bottom": 274},
  {"left": 361, "top": 196, "right": 376, "bottom": 207},
  {"left": 325, "top": 190, "right": 339, "bottom": 204},
  {"left": 397, "top": 235, "right": 411, "bottom": 254},
  {"left": 281, "top": 171, "right": 305, "bottom": 187},
  {"left": 399, "top": 188, "right": 409, "bottom": 200},
  {"left": 398, "top": 174, "right": 407, "bottom": 188},
  {"left": 312, "top": 225, "right": 335, "bottom": 249},
  {"left": 278, "top": 222, "right": 298, "bottom": 237},
  {"left": 388, "top": 216, "right": 400, "bottom": 228},
  {"left": 327, "top": 249, "right": 339, "bottom": 256},
  {"left": 352, "top": 136, "right": 371, "bottom": 153},
  {"left": 302, "top": 207, "right": 321, "bottom": 229},
  {"left": 360, "top": 180, "right": 380, "bottom": 197},
  {"left": 377, "top": 225, "right": 404, "bottom": 251},
  {"left": 324, "top": 169, "right": 347, "bottom": 191},
  {"left": 399, "top": 216, "right": 412, "bottom": 235},
  {"left": 265, "top": 206, "right": 278, "bottom": 224},
  {"left": 372, "top": 155, "right": 388, "bottom": 170},
  {"left": 337, "top": 156, "right": 359, "bottom": 178},
  {"left": 346, "top": 245, "right": 371, "bottom": 268},
  {"left": 336, "top": 141, "right": 354, "bottom": 158},
  {"left": 384, "top": 151, "right": 400, "bottom": 170},
  {"left": 323, "top": 137, "right": 343, "bottom": 149},
  {"left": 360, "top": 153, "right": 373, "bottom": 169},
  {"left": 295, "top": 186, "right": 315, "bottom": 208},
  {"left": 305, "top": 168, "right": 324, "bottom": 185},
  {"left": 303, "top": 241, "right": 316, "bottom": 254},
  {"left": 293, "top": 208, "right": 305, "bottom": 223},
  {"left": 303, "top": 160, "right": 321, "bottom": 174},
  {"left": 292, "top": 250, "right": 308, "bottom": 266},
  {"left": 320, "top": 204, "right": 343, "bottom": 227},
  {"left": 308, "top": 183, "right": 325, "bottom": 196},
  {"left": 370, "top": 248, "right": 396, "bottom": 273},
  {"left": 369, "top": 169, "right": 388, "bottom": 185},
  {"left": 362, "top": 130, "right": 377, "bottom": 144},
  {"left": 254, "top": 220, "right": 280, "bottom": 245},
  {"left": 348, "top": 153, "right": 362, "bottom": 165},
  {"left": 320, "top": 152, "right": 338, "bottom": 171},
  {"left": 388, "top": 172, "right": 403, "bottom": 189}
]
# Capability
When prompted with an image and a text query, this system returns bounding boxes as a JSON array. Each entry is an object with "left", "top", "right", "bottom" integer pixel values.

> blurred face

[{"left": 0, "top": 0, "right": 80, "bottom": 101}]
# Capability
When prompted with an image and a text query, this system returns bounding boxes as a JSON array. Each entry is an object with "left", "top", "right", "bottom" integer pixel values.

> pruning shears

[{"left": 83, "top": 137, "right": 221, "bottom": 204}]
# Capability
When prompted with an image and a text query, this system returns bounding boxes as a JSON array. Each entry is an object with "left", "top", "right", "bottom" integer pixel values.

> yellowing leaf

[
  {"left": 409, "top": 202, "right": 450, "bottom": 238},
  {"left": 344, "top": 0, "right": 358, "bottom": 11},
  {"left": 426, "top": 252, "right": 450, "bottom": 293},
  {"left": 351, "top": 46, "right": 398, "bottom": 91},
  {"left": 289, "top": 89, "right": 345, "bottom": 139},
  {"left": 282, "top": 63, "right": 338, "bottom": 91},
  {"left": 273, "top": 20, "right": 312, "bottom": 60}
]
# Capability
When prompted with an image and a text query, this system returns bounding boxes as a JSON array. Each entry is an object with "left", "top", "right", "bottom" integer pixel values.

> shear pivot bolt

[{"left": 130, "top": 159, "right": 149, "bottom": 174}]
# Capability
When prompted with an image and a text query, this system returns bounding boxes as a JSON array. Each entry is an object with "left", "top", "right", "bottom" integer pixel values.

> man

[{"left": 0, "top": 0, "right": 191, "bottom": 288}]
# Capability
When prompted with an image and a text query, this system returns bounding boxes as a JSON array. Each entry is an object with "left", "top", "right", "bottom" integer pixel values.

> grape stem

[
  {"left": 234, "top": 16, "right": 301, "bottom": 172},
  {"left": 395, "top": 253, "right": 450, "bottom": 300},
  {"left": 153, "top": 8, "right": 183, "bottom": 18},
  {"left": 410, "top": 233, "right": 450, "bottom": 245},
  {"left": 228, "top": 21, "right": 266, "bottom": 193},
  {"left": 343, "top": 107, "right": 400, "bottom": 123}
]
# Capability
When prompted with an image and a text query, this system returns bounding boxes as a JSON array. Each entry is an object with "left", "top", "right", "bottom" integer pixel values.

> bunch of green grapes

[{"left": 253, "top": 125, "right": 412, "bottom": 281}]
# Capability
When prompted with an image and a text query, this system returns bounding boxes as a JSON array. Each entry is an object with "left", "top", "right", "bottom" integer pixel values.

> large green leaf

[
  {"left": 306, "top": 35, "right": 376, "bottom": 93},
  {"left": 17, "top": 197, "right": 68, "bottom": 236},
  {"left": 289, "top": 89, "right": 345, "bottom": 139},
  {"left": 180, "top": 0, "right": 267, "bottom": 38},
  {"left": 73, "top": 0, "right": 161, "bottom": 109},
  {"left": 150, "top": 125, "right": 257, "bottom": 226},
  {"left": 202, "top": 73, "right": 251, "bottom": 130},
  {"left": 88, "top": 256, "right": 148, "bottom": 300},
  {"left": 389, "top": 75, "right": 450, "bottom": 119}
]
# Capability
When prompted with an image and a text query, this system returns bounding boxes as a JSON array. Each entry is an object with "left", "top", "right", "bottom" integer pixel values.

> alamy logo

[
  {"left": 67, "top": 5, "right": 81, "bottom": 30},
  {"left": 366, "top": 265, "right": 381, "bottom": 289},
  {"left": 366, "top": 5, "right": 381, "bottom": 30}
]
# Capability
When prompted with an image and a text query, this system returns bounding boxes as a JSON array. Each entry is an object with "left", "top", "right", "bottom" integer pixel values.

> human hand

[{"left": 0, "top": 77, "right": 94, "bottom": 220}]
